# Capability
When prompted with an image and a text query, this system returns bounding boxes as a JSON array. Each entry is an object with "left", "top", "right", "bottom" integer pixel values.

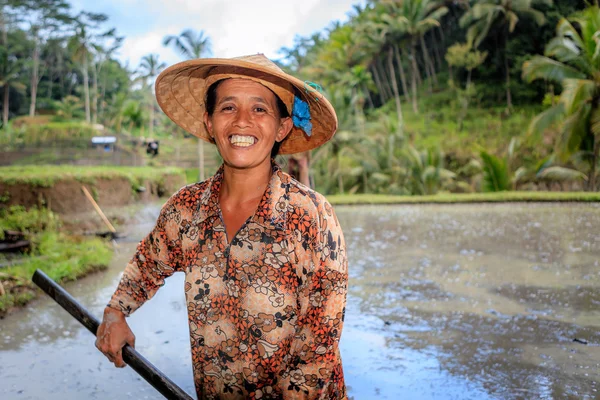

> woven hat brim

[{"left": 155, "top": 58, "right": 338, "bottom": 155}]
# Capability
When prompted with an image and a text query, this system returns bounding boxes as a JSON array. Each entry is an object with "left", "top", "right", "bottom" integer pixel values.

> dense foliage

[
  {"left": 0, "top": 0, "right": 598, "bottom": 193},
  {"left": 276, "top": 0, "right": 597, "bottom": 193}
]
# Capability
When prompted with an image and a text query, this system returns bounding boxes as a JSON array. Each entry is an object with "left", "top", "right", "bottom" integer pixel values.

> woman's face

[{"left": 204, "top": 79, "right": 292, "bottom": 171}]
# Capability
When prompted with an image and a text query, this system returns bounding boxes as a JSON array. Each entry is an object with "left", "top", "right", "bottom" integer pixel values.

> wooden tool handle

[
  {"left": 81, "top": 186, "right": 117, "bottom": 233},
  {"left": 32, "top": 269, "right": 194, "bottom": 400}
]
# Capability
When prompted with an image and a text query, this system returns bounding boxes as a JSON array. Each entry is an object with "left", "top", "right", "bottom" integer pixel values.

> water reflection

[
  {"left": 0, "top": 203, "right": 598, "bottom": 399},
  {"left": 338, "top": 203, "right": 599, "bottom": 399}
]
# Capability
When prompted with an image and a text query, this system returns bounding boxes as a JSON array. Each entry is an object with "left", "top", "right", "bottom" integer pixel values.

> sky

[{"left": 71, "top": 0, "right": 363, "bottom": 70}]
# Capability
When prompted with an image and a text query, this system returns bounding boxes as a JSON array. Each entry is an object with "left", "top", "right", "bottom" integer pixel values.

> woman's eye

[
  {"left": 255, "top": 107, "right": 267, "bottom": 113},
  {"left": 221, "top": 106, "right": 234, "bottom": 111}
]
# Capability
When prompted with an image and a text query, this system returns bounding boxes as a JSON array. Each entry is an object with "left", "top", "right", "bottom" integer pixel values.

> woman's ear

[
  {"left": 204, "top": 112, "right": 213, "bottom": 139},
  {"left": 276, "top": 117, "right": 293, "bottom": 142}
]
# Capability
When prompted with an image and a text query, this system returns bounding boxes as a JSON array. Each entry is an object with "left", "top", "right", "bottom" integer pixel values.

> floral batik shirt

[{"left": 108, "top": 162, "right": 348, "bottom": 400}]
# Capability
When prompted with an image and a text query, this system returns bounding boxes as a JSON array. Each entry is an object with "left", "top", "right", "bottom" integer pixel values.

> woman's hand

[{"left": 95, "top": 307, "right": 136, "bottom": 368}]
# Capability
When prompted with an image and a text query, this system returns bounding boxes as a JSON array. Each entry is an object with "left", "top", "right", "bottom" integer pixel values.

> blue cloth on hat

[{"left": 292, "top": 96, "right": 312, "bottom": 137}]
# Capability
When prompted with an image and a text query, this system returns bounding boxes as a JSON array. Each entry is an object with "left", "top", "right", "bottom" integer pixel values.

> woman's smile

[{"left": 229, "top": 134, "right": 257, "bottom": 148}]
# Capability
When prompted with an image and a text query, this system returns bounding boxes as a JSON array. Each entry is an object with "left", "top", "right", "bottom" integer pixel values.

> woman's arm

[{"left": 107, "top": 194, "right": 185, "bottom": 316}]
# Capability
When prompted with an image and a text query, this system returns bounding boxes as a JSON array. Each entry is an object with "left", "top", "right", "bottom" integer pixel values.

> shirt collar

[{"left": 196, "top": 160, "right": 290, "bottom": 231}]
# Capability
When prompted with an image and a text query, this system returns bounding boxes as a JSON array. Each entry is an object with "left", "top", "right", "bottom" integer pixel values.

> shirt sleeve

[
  {"left": 107, "top": 194, "right": 185, "bottom": 316},
  {"left": 281, "top": 200, "right": 348, "bottom": 399}
]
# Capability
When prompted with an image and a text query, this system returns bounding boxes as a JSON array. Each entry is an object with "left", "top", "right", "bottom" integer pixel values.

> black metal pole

[{"left": 32, "top": 269, "right": 194, "bottom": 400}]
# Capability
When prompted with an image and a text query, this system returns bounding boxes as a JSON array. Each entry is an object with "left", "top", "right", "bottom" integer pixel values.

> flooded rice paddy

[{"left": 1, "top": 203, "right": 599, "bottom": 399}]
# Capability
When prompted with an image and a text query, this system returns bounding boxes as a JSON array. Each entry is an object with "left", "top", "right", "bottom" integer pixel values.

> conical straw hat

[{"left": 155, "top": 54, "right": 338, "bottom": 155}]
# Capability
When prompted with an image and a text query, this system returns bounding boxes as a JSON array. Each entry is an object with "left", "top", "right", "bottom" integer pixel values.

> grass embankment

[
  {"left": 0, "top": 120, "right": 99, "bottom": 148},
  {"left": 328, "top": 191, "right": 600, "bottom": 205},
  {"left": 0, "top": 164, "right": 185, "bottom": 188},
  {"left": 400, "top": 89, "right": 543, "bottom": 157},
  {"left": 0, "top": 206, "right": 112, "bottom": 316}
]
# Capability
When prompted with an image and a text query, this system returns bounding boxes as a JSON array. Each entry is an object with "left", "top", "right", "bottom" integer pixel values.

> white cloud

[
  {"left": 118, "top": 27, "right": 182, "bottom": 70},
  {"left": 78, "top": 0, "right": 361, "bottom": 69}
]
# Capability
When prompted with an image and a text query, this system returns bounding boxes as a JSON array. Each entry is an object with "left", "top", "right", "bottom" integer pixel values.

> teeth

[{"left": 230, "top": 135, "right": 256, "bottom": 147}]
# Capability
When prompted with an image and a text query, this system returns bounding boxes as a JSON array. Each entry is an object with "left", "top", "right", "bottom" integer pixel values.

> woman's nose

[{"left": 233, "top": 108, "right": 253, "bottom": 128}]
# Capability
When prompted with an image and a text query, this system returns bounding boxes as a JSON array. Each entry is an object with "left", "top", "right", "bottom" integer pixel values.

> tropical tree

[
  {"left": 55, "top": 94, "right": 82, "bottom": 120},
  {"left": 480, "top": 150, "right": 511, "bottom": 191},
  {"left": 0, "top": 0, "right": 27, "bottom": 127},
  {"left": 522, "top": 5, "right": 600, "bottom": 191},
  {"left": 68, "top": 12, "right": 110, "bottom": 123},
  {"left": 339, "top": 64, "right": 377, "bottom": 134},
  {"left": 137, "top": 54, "right": 165, "bottom": 137},
  {"left": 22, "top": 0, "right": 72, "bottom": 117},
  {"left": 460, "top": 0, "right": 553, "bottom": 111},
  {"left": 163, "top": 29, "right": 211, "bottom": 60},
  {"left": 163, "top": 29, "right": 212, "bottom": 181},
  {"left": 378, "top": 0, "right": 448, "bottom": 112},
  {"left": 122, "top": 100, "right": 145, "bottom": 133},
  {"left": 90, "top": 30, "right": 122, "bottom": 124},
  {"left": 0, "top": 49, "right": 27, "bottom": 127},
  {"left": 405, "top": 145, "right": 455, "bottom": 195},
  {"left": 445, "top": 43, "right": 488, "bottom": 130},
  {"left": 106, "top": 91, "right": 128, "bottom": 133},
  {"left": 359, "top": 11, "right": 408, "bottom": 128}
]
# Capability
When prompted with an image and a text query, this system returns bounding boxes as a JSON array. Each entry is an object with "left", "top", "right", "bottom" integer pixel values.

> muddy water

[{"left": 1, "top": 203, "right": 599, "bottom": 399}]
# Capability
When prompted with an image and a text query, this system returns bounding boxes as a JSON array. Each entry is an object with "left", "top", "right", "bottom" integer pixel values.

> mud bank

[{"left": 0, "top": 170, "right": 185, "bottom": 214}]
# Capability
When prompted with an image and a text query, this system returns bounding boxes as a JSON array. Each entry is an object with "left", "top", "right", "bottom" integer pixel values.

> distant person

[
  {"left": 146, "top": 140, "right": 159, "bottom": 157},
  {"left": 96, "top": 54, "right": 348, "bottom": 399},
  {"left": 288, "top": 151, "right": 311, "bottom": 187}
]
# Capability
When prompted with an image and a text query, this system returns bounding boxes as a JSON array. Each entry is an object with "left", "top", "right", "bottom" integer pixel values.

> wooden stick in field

[
  {"left": 81, "top": 186, "right": 117, "bottom": 233},
  {"left": 31, "top": 269, "right": 194, "bottom": 400}
]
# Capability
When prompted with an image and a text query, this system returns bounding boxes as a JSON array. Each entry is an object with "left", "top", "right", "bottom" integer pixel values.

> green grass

[
  {"left": 0, "top": 206, "right": 60, "bottom": 239},
  {"left": 2, "top": 231, "right": 112, "bottom": 282},
  {"left": 0, "top": 165, "right": 185, "bottom": 188},
  {"left": 0, "top": 121, "right": 99, "bottom": 147},
  {"left": 327, "top": 191, "right": 600, "bottom": 205},
  {"left": 185, "top": 168, "right": 200, "bottom": 184},
  {"left": 0, "top": 207, "right": 112, "bottom": 316},
  {"left": 0, "top": 232, "right": 112, "bottom": 315},
  {"left": 367, "top": 84, "right": 548, "bottom": 163}
]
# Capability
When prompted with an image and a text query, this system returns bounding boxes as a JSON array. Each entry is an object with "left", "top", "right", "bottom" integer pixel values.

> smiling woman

[
  {"left": 204, "top": 79, "right": 292, "bottom": 169},
  {"left": 95, "top": 54, "right": 348, "bottom": 399}
]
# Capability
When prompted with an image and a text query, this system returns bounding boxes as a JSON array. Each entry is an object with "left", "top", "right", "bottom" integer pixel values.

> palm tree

[
  {"left": 339, "top": 65, "right": 376, "bottom": 133},
  {"left": 460, "top": 0, "right": 553, "bottom": 111},
  {"left": 381, "top": 0, "right": 449, "bottom": 111},
  {"left": 138, "top": 54, "right": 166, "bottom": 138},
  {"left": 24, "top": 0, "right": 72, "bottom": 117},
  {"left": 68, "top": 11, "right": 110, "bottom": 123},
  {"left": 522, "top": 5, "right": 600, "bottom": 191},
  {"left": 360, "top": 9, "right": 411, "bottom": 123},
  {"left": 163, "top": 29, "right": 211, "bottom": 60},
  {"left": 479, "top": 150, "right": 511, "bottom": 192},
  {"left": 122, "top": 100, "right": 145, "bottom": 133},
  {"left": 90, "top": 31, "right": 122, "bottom": 124},
  {"left": 405, "top": 145, "right": 455, "bottom": 195},
  {"left": 55, "top": 95, "right": 82, "bottom": 120},
  {"left": 0, "top": 51, "right": 26, "bottom": 128},
  {"left": 68, "top": 21, "right": 93, "bottom": 122},
  {"left": 163, "top": 29, "right": 211, "bottom": 181},
  {"left": 107, "top": 91, "right": 129, "bottom": 133}
]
